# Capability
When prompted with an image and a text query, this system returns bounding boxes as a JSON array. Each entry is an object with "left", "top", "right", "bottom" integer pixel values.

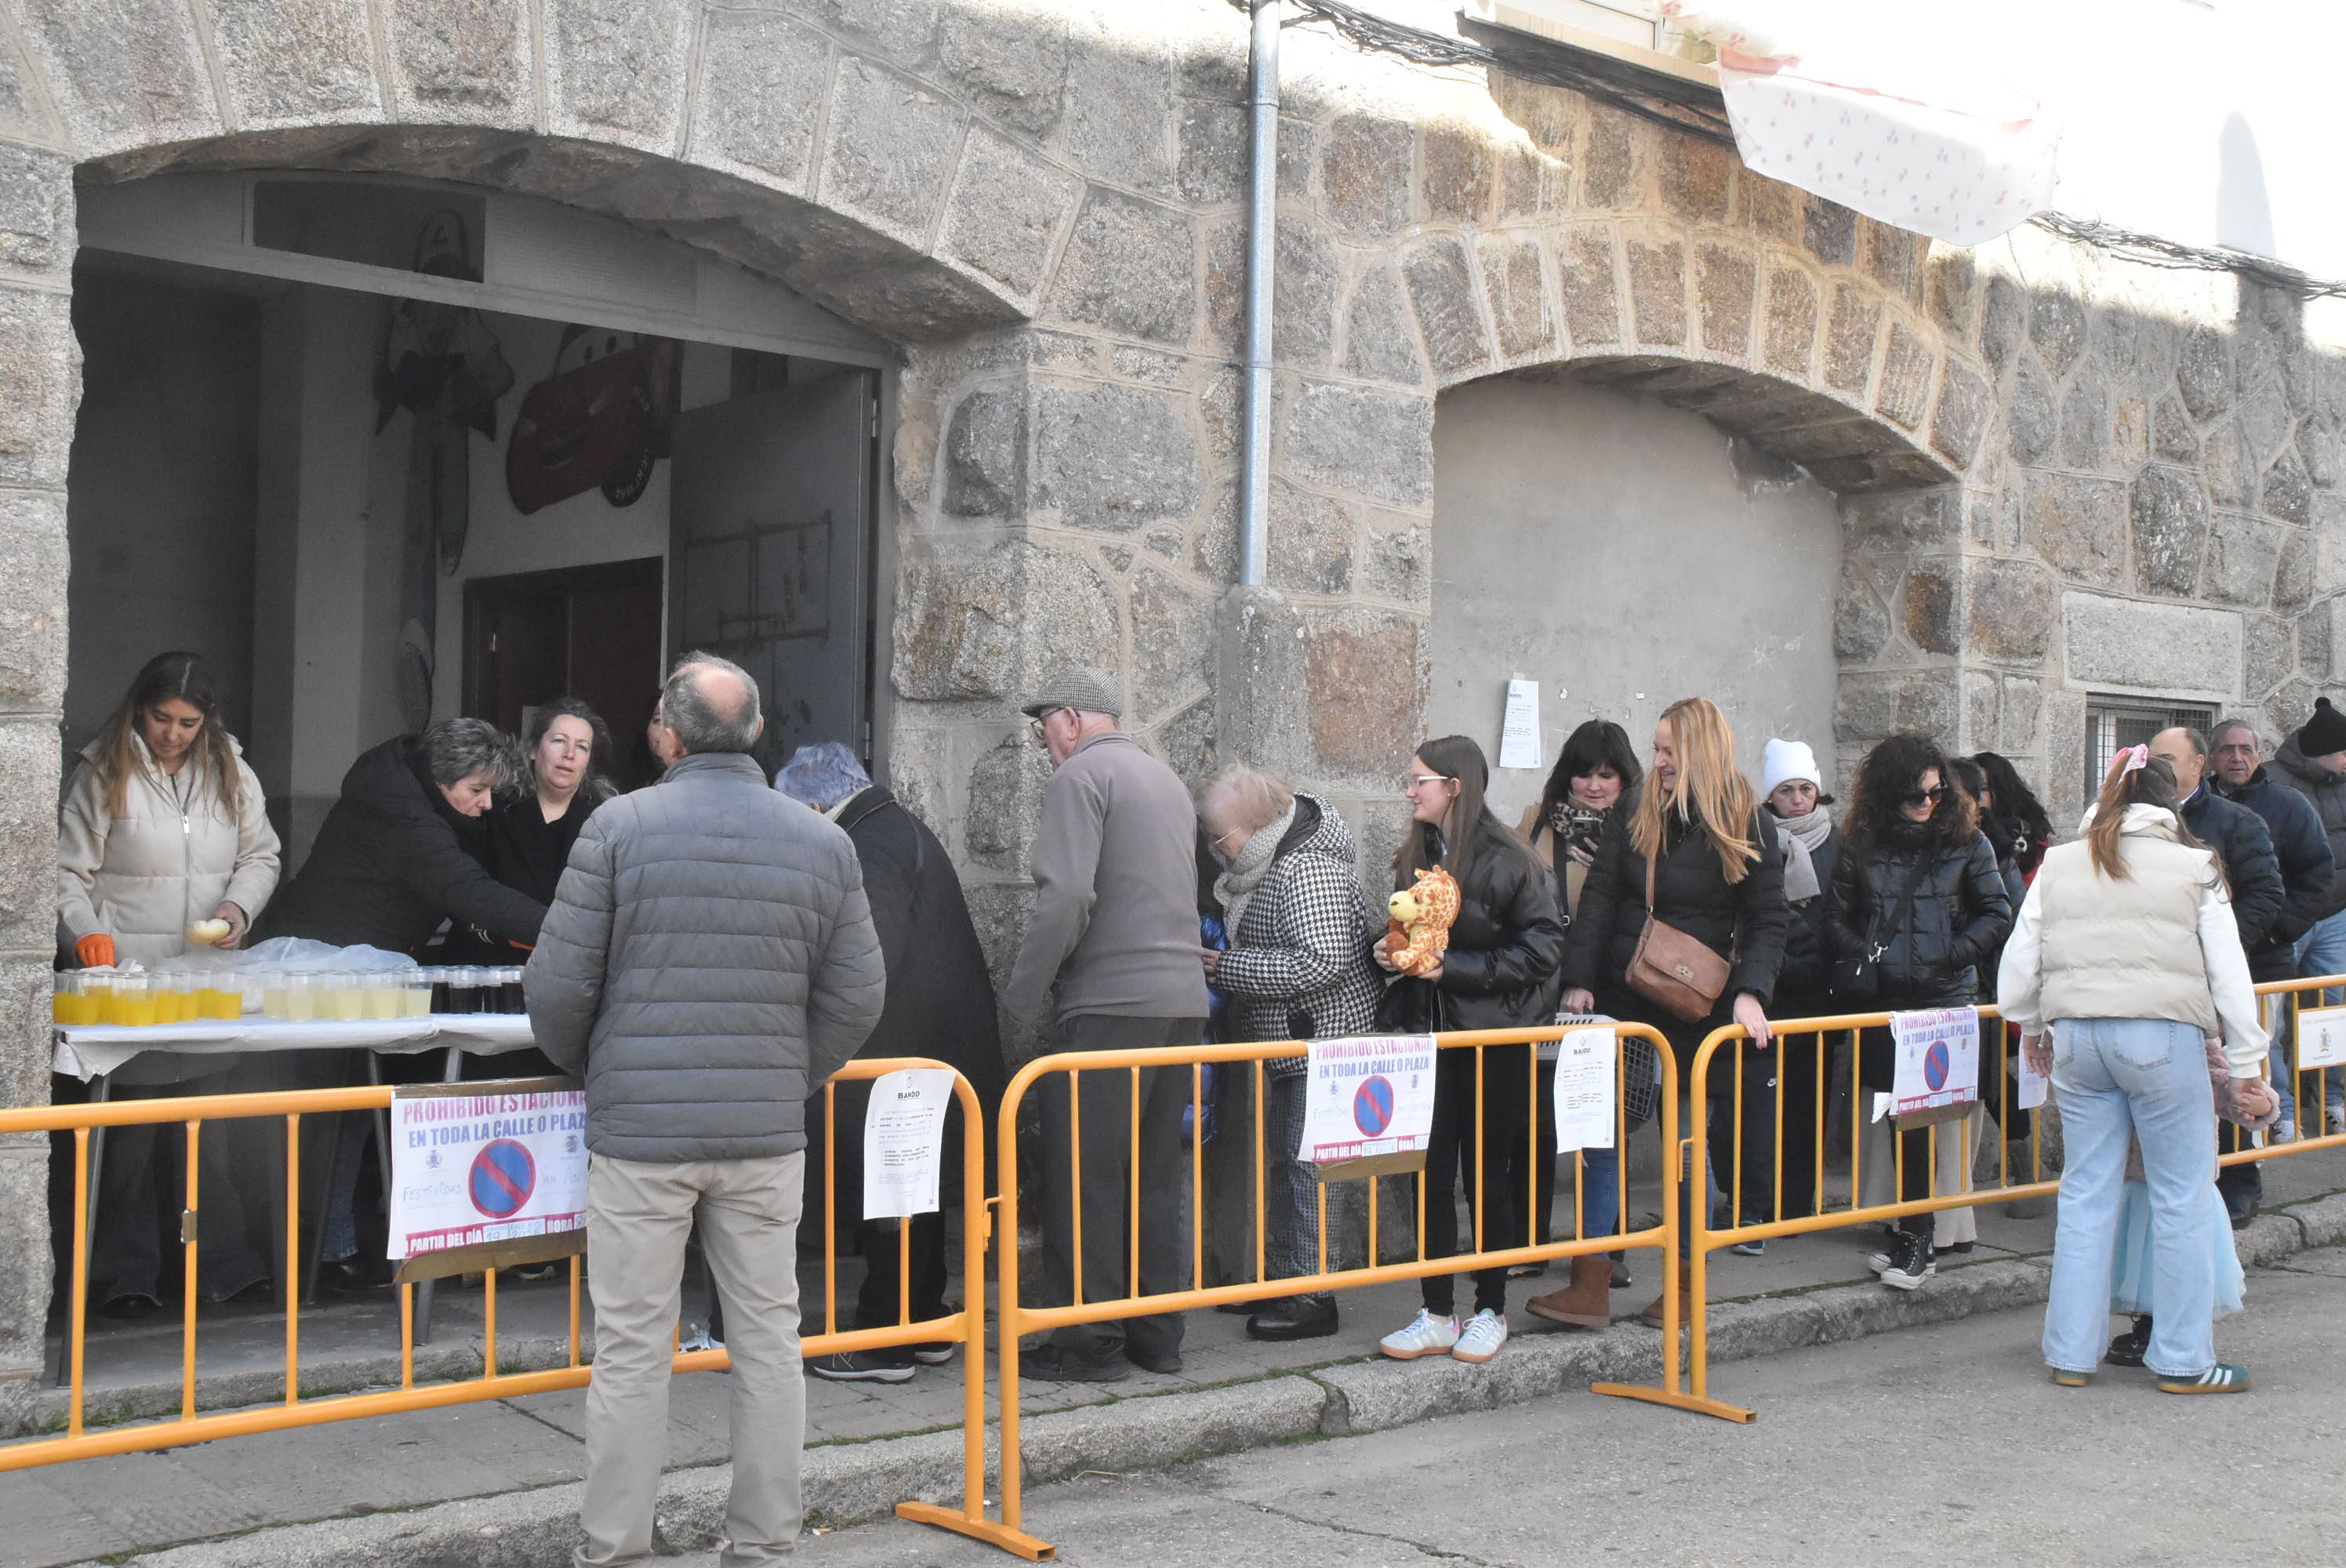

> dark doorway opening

[{"left": 464, "top": 557, "right": 664, "bottom": 789}]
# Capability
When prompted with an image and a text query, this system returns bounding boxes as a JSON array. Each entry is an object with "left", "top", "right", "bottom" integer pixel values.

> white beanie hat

[{"left": 1762, "top": 738, "right": 1821, "bottom": 798}]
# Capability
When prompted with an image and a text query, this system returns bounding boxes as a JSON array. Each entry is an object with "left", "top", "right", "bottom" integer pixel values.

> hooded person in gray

[{"left": 528, "top": 653, "right": 884, "bottom": 1568}]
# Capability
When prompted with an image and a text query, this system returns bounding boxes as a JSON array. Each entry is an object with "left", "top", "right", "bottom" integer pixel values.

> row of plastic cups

[
  {"left": 254, "top": 968, "right": 433, "bottom": 1022},
  {"left": 52, "top": 971, "right": 240, "bottom": 1026},
  {"left": 424, "top": 967, "right": 528, "bottom": 1014}
]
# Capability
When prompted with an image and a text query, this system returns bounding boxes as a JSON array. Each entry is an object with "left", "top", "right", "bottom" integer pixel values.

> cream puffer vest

[{"left": 2031, "top": 809, "right": 2219, "bottom": 1032}]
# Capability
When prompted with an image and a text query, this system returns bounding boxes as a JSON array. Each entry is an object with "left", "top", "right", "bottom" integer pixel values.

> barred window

[{"left": 2085, "top": 695, "right": 2217, "bottom": 797}]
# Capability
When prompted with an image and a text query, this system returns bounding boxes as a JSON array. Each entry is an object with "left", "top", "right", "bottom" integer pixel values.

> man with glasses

[
  {"left": 2210, "top": 717, "right": 2335, "bottom": 1171},
  {"left": 1003, "top": 664, "right": 1209, "bottom": 1381}
]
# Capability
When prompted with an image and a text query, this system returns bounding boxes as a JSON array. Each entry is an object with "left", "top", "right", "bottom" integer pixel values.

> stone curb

[{"left": 98, "top": 1193, "right": 2346, "bottom": 1566}]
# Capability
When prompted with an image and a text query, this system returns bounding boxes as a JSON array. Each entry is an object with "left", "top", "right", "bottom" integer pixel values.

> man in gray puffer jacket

[{"left": 528, "top": 653, "right": 884, "bottom": 1568}]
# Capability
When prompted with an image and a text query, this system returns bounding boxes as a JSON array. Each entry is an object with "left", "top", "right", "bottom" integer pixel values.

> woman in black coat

[
  {"left": 1826, "top": 733, "right": 2012, "bottom": 1292},
  {"left": 775, "top": 743, "right": 1006, "bottom": 1383},
  {"left": 1371, "top": 734, "right": 1563, "bottom": 1367},
  {"left": 1760, "top": 738, "right": 1838, "bottom": 1225},
  {"left": 1560, "top": 697, "right": 1790, "bottom": 1325}
]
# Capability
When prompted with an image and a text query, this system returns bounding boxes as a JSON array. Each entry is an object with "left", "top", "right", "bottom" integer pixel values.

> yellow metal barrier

[
  {"left": 1, "top": 1056, "right": 1022, "bottom": 1559},
  {"left": 1676, "top": 976, "right": 2346, "bottom": 1421},
  {"left": 990, "top": 1023, "right": 1693, "bottom": 1541}
]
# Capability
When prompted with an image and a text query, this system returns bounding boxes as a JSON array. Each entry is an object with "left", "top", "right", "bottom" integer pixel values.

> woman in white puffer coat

[{"left": 57, "top": 652, "right": 280, "bottom": 1315}]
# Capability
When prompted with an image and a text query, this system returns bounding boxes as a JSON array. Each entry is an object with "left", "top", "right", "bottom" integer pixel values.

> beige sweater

[
  {"left": 1003, "top": 731, "right": 1210, "bottom": 1027},
  {"left": 1997, "top": 804, "right": 2266, "bottom": 1075},
  {"left": 57, "top": 734, "right": 280, "bottom": 966}
]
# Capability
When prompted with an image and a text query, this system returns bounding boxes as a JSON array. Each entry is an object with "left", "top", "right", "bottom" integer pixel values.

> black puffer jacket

[
  {"left": 1823, "top": 820, "right": 2011, "bottom": 1011},
  {"left": 1770, "top": 816, "right": 1839, "bottom": 1018},
  {"left": 1393, "top": 816, "right": 1566, "bottom": 1033},
  {"left": 2272, "top": 732, "right": 2346, "bottom": 917},
  {"left": 2178, "top": 786, "right": 2285, "bottom": 959},
  {"left": 2218, "top": 764, "right": 2335, "bottom": 978},
  {"left": 1565, "top": 803, "right": 1792, "bottom": 1013},
  {"left": 257, "top": 735, "right": 547, "bottom": 957}
]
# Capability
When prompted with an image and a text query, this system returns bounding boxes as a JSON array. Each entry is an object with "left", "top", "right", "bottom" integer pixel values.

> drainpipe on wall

[{"left": 1237, "top": 0, "right": 1280, "bottom": 588}]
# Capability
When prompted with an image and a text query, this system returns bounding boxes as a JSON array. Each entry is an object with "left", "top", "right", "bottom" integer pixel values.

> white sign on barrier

[
  {"left": 862, "top": 1067, "right": 954, "bottom": 1219},
  {"left": 388, "top": 1086, "right": 588, "bottom": 1259},
  {"left": 1299, "top": 1034, "right": 1438, "bottom": 1167},
  {"left": 1552, "top": 1025, "right": 1618, "bottom": 1152},
  {"left": 2297, "top": 1004, "right": 2346, "bottom": 1071},
  {"left": 1889, "top": 1006, "right": 1979, "bottom": 1120}
]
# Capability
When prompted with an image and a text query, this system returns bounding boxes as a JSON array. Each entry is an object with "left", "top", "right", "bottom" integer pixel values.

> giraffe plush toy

[{"left": 1385, "top": 866, "right": 1462, "bottom": 978}]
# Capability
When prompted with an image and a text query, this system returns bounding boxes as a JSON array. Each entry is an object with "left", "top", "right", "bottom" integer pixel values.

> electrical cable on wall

[{"left": 1243, "top": 0, "right": 2346, "bottom": 303}]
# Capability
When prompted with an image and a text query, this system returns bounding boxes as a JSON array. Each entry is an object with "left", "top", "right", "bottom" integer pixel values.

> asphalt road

[{"left": 790, "top": 1245, "right": 2346, "bottom": 1567}]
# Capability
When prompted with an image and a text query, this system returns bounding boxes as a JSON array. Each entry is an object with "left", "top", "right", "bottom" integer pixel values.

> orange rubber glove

[{"left": 74, "top": 933, "right": 116, "bottom": 969}]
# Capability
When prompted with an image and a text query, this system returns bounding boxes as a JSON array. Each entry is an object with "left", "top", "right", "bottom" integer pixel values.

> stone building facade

[{"left": 0, "top": 0, "right": 2338, "bottom": 1410}]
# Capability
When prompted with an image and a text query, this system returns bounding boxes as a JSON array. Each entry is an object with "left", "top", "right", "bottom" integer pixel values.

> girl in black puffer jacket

[
  {"left": 1373, "top": 735, "right": 1564, "bottom": 1367},
  {"left": 1826, "top": 733, "right": 2012, "bottom": 1290}
]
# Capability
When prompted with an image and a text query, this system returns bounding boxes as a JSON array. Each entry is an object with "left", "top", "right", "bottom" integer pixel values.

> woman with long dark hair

[
  {"left": 1560, "top": 697, "right": 1790, "bottom": 1326},
  {"left": 2000, "top": 749, "right": 2272, "bottom": 1392},
  {"left": 57, "top": 652, "right": 281, "bottom": 1313},
  {"left": 1973, "top": 750, "right": 2054, "bottom": 882},
  {"left": 1827, "top": 733, "right": 2011, "bottom": 1292},
  {"left": 1373, "top": 735, "right": 1563, "bottom": 1367},
  {"left": 1508, "top": 720, "right": 1641, "bottom": 1285}
]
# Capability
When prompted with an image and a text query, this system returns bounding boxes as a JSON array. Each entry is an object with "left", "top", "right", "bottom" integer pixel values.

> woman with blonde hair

[
  {"left": 1559, "top": 697, "right": 1789, "bottom": 1327},
  {"left": 58, "top": 650, "right": 280, "bottom": 1314},
  {"left": 1999, "top": 747, "right": 2272, "bottom": 1392}
]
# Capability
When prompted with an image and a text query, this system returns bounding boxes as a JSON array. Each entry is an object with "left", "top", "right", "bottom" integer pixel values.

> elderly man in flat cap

[{"left": 1004, "top": 664, "right": 1209, "bottom": 1381}]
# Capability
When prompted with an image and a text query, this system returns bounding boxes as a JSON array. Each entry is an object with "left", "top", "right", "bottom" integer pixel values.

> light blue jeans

[
  {"left": 2290, "top": 911, "right": 2346, "bottom": 1116},
  {"left": 2042, "top": 1018, "right": 2218, "bottom": 1378}
]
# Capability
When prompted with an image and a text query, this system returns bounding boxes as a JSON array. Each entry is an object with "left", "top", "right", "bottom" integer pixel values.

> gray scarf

[
  {"left": 1773, "top": 804, "right": 1833, "bottom": 902},
  {"left": 1215, "top": 802, "right": 1295, "bottom": 934}
]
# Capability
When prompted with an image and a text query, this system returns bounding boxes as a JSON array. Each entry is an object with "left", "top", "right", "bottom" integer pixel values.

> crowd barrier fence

[
  {"left": 1679, "top": 974, "right": 2346, "bottom": 1421},
  {"left": 16, "top": 986, "right": 2346, "bottom": 1555}
]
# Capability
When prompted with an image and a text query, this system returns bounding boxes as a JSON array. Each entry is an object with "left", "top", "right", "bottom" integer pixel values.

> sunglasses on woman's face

[{"left": 1901, "top": 785, "right": 1948, "bottom": 808}]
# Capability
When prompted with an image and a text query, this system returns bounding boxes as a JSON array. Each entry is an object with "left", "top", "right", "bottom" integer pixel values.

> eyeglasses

[
  {"left": 1405, "top": 773, "right": 1454, "bottom": 791},
  {"left": 1027, "top": 707, "right": 1070, "bottom": 745},
  {"left": 1900, "top": 785, "right": 1948, "bottom": 808}
]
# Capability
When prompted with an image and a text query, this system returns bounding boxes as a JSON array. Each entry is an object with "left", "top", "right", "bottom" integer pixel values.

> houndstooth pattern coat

[{"left": 1213, "top": 794, "right": 1384, "bottom": 1072}]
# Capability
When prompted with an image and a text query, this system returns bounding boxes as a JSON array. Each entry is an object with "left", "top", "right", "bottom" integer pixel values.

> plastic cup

[
  {"left": 51, "top": 972, "right": 74, "bottom": 1026},
  {"left": 362, "top": 979, "right": 401, "bottom": 1020},
  {"left": 282, "top": 972, "right": 316, "bottom": 1023},
  {"left": 202, "top": 985, "right": 241, "bottom": 1021},
  {"left": 401, "top": 968, "right": 430, "bottom": 1018},
  {"left": 115, "top": 975, "right": 156, "bottom": 1028}
]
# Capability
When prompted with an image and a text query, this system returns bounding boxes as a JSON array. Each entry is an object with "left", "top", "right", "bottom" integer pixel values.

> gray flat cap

[{"left": 1020, "top": 662, "right": 1124, "bottom": 719}]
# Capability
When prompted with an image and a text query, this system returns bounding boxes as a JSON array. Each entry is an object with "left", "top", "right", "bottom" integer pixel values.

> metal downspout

[{"left": 1237, "top": 0, "right": 1280, "bottom": 589}]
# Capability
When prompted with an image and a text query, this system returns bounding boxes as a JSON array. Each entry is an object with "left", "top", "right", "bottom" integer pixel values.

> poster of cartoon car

[{"left": 505, "top": 325, "right": 682, "bottom": 515}]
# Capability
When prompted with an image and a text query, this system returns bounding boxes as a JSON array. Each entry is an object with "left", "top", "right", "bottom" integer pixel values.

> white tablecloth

[{"left": 53, "top": 1014, "right": 539, "bottom": 1081}]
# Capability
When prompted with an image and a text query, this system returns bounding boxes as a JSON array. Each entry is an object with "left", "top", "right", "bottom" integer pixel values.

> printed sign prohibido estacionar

[
  {"left": 1888, "top": 1005, "right": 1980, "bottom": 1129},
  {"left": 1298, "top": 1034, "right": 1438, "bottom": 1181},
  {"left": 387, "top": 1076, "right": 588, "bottom": 1282}
]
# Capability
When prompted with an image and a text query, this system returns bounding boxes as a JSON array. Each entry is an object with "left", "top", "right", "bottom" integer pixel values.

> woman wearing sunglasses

[{"left": 1826, "top": 733, "right": 2012, "bottom": 1291}]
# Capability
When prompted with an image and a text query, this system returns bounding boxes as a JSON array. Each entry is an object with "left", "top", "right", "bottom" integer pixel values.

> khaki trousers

[{"left": 577, "top": 1151, "right": 806, "bottom": 1568}]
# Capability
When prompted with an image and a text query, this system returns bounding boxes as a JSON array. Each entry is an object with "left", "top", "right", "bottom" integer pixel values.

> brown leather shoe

[
  {"left": 1523, "top": 1254, "right": 1613, "bottom": 1329},
  {"left": 1635, "top": 1271, "right": 1697, "bottom": 1328}
]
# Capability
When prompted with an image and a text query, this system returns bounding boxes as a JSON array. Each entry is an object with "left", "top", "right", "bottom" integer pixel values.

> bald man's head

[
  {"left": 2149, "top": 725, "right": 2207, "bottom": 800},
  {"left": 660, "top": 652, "right": 764, "bottom": 756}
]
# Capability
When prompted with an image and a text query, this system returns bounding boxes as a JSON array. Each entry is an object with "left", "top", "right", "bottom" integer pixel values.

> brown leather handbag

[{"left": 1625, "top": 844, "right": 1730, "bottom": 1022}]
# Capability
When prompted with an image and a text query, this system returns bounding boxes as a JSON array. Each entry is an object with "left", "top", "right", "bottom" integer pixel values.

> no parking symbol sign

[
  {"left": 1299, "top": 1035, "right": 1438, "bottom": 1178},
  {"left": 388, "top": 1082, "right": 587, "bottom": 1267}
]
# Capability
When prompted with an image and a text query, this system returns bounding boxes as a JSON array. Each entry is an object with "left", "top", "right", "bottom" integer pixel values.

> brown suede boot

[
  {"left": 1635, "top": 1269, "right": 1698, "bottom": 1328},
  {"left": 1524, "top": 1254, "right": 1613, "bottom": 1328}
]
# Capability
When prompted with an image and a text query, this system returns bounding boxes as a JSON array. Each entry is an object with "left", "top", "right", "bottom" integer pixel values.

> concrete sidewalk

[{"left": 8, "top": 1146, "right": 2344, "bottom": 1566}]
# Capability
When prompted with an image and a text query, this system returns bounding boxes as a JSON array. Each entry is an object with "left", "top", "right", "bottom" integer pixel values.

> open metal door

[{"left": 668, "top": 371, "right": 876, "bottom": 771}]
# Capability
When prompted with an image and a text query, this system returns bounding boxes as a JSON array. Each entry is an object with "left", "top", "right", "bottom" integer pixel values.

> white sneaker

[
  {"left": 1451, "top": 1308, "right": 1509, "bottom": 1364},
  {"left": 1378, "top": 1308, "right": 1461, "bottom": 1359},
  {"left": 2327, "top": 1106, "right": 2345, "bottom": 1136},
  {"left": 2273, "top": 1119, "right": 2297, "bottom": 1145}
]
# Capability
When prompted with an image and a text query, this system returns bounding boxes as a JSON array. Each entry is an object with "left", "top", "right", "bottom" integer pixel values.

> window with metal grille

[{"left": 2085, "top": 695, "right": 2217, "bottom": 797}]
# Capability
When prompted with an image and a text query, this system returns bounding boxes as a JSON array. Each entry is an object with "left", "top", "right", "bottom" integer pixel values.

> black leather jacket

[{"left": 1402, "top": 817, "right": 1566, "bottom": 1033}]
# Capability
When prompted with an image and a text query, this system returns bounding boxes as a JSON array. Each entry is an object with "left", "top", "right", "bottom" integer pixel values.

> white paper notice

[
  {"left": 862, "top": 1068, "right": 955, "bottom": 1220},
  {"left": 1498, "top": 679, "right": 1542, "bottom": 770},
  {"left": 1298, "top": 1035, "right": 1438, "bottom": 1163},
  {"left": 2014, "top": 1036, "right": 2049, "bottom": 1112},
  {"left": 1552, "top": 1025, "right": 1618, "bottom": 1152},
  {"left": 2297, "top": 1004, "right": 2346, "bottom": 1071},
  {"left": 1890, "top": 1007, "right": 1980, "bottom": 1118}
]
